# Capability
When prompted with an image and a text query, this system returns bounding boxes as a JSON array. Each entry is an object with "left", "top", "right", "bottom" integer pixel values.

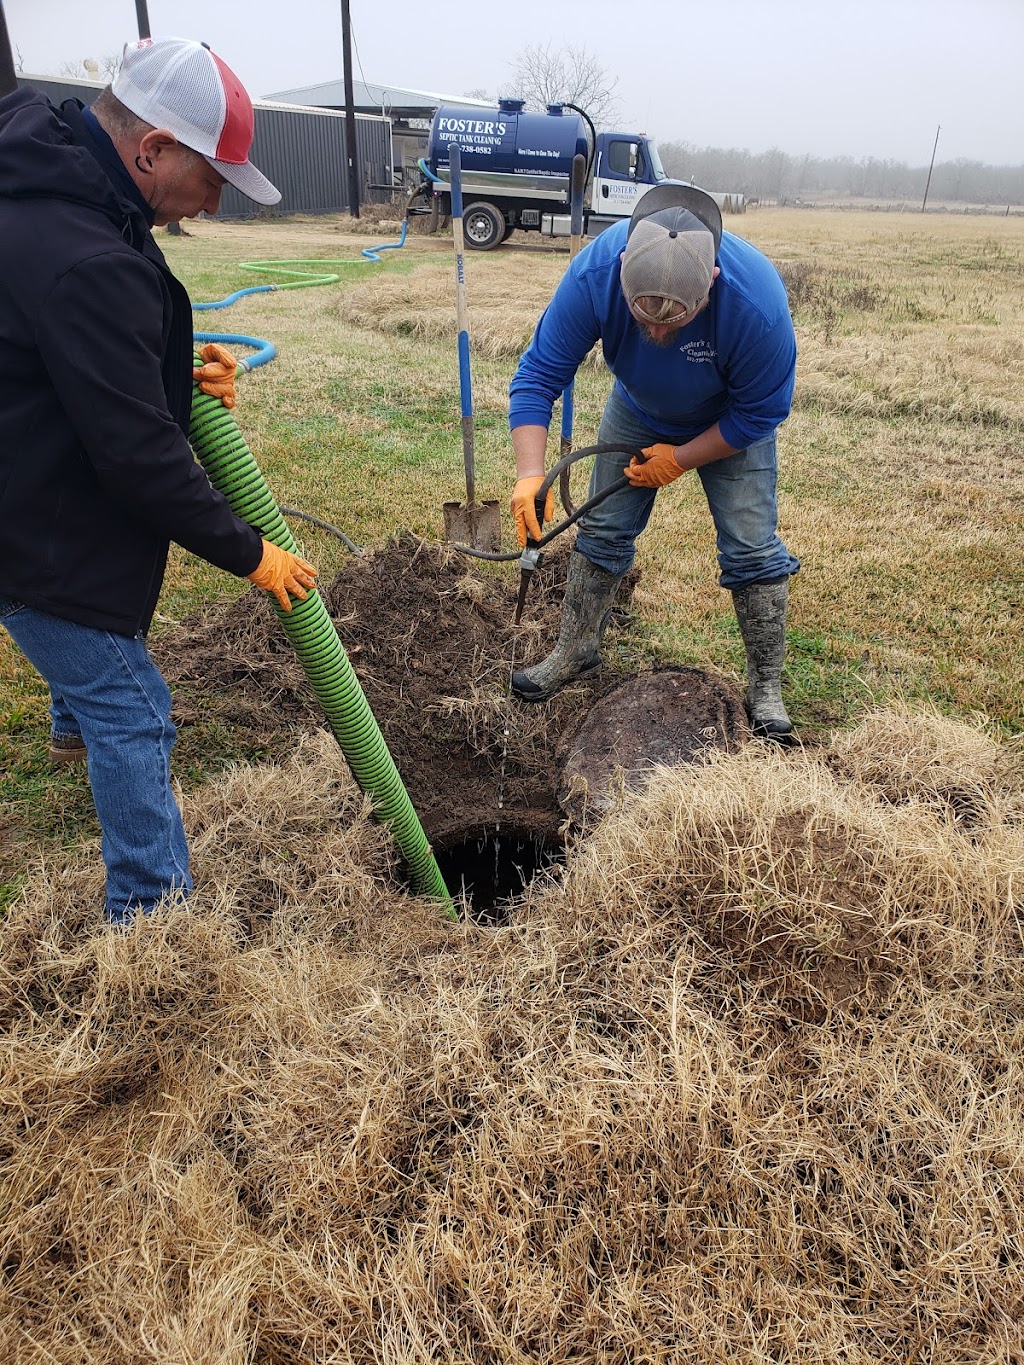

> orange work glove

[
  {"left": 511, "top": 476, "right": 556, "bottom": 548},
  {"left": 624, "top": 442, "right": 684, "bottom": 488},
  {"left": 246, "top": 540, "right": 317, "bottom": 612},
  {"left": 193, "top": 342, "right": 239, "bottom": 409}
]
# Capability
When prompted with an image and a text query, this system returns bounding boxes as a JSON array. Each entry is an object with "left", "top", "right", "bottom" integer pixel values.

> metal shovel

[{"left": 442, "top": 143, "right": 502, "bottom": 552}]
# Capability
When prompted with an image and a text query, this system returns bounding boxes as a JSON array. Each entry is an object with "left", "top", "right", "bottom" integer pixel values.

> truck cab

[{"left": 586, "top": 131, "right": 669, "bottom": 232}]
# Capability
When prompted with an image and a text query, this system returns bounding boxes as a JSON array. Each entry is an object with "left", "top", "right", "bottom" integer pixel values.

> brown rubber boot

[
  {"left": 512, "top": 551, "right": 625, "bottom": 702},
  {"left": 50, "top": 734, "right": 88, "bottom": 765}
]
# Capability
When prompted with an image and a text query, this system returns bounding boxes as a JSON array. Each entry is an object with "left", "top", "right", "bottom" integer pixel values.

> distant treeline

[{"left": 658, "top": 142, "right": 1024, "bottom": 206}]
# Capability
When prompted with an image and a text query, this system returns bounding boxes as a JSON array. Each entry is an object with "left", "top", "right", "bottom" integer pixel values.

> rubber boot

[
  {"left": 50, "top": 734, "right": 88, "bottom": 766},
  {"left": 512, "top": 552, "right": 625, "bottom": 702},
  {"left": 731, "top": 577, "right": 794, "bottom": 740}
]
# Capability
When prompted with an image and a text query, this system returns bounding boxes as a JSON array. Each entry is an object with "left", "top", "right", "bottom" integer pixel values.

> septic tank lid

[{"left": 555, "top": 665, "right": 750, "bottom": 824}]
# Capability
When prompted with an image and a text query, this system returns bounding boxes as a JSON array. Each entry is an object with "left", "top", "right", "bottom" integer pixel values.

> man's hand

[
  {"left": 247, "top": 540, "right": 317, "bottom": 611},
  {"left": 511, "top": 476, "right": 555, "bottom": 548},
  {"left": 193, "top": 342, "right": 239, "bottom": 409},
  {"left": 624, "top": 443, "right": 685, "bottom": 488}
]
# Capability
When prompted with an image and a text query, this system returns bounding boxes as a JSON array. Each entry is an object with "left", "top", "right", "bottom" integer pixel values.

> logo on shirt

[{"left": 679, "top": 339, "right": 716, "bottom": 364}]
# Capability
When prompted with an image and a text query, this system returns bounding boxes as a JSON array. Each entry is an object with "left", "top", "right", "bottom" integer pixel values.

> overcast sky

[{"left": 7, "top": 0, "right": 1024, "bottom": 166}]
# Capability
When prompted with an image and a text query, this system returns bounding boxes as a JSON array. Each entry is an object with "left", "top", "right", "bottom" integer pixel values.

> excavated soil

[
  {"left": 154, "top": 534, "right": 746, "bottom": 845},
  {"left": 558, "top": 665, "right": 751, "bottom": 824}
]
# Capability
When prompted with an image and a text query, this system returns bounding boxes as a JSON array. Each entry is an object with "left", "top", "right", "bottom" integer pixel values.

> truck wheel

[{"left": 462, "top": 201, "right": 506, "bottom": 250}]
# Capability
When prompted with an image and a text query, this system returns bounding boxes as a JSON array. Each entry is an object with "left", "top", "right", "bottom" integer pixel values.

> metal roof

[
  {"left": 263, "top": 78, "right": 482, "bottom": 119},
  {"left": 19, "top": 71, "right": 388, "bottom": 121},
  {"left": 21, "top": 72, "right": 106, "bottom": 90}
]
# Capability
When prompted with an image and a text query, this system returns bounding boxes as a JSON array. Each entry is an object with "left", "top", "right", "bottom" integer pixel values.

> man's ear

[
  {"left": 710, "top": 265, "right": 721, "bottom": 287},
  {"left": 138, "top": 128, "right": 180, "bottom": 166}
]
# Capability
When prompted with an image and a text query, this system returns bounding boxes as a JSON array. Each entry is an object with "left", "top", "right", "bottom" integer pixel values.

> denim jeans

[
  {"left": 574, "top": 384, "right": 801, "bottom": 587},
  {"left": 49, "top": 687, "right": 81, "bottom": 742},
  {"left": 0, "top": 596, "right": 192, "bottom": 924}
]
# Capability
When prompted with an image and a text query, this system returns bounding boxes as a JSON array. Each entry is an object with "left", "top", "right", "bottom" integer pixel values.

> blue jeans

[
  {"left": 49, "top": 687, "right": 81, "bottom": 742},
  {"left": 0, "top": 597, "right": 192, "bottom": 924},
  {"left": 574, "top": 385, "right": 801, "bottom": 587}
]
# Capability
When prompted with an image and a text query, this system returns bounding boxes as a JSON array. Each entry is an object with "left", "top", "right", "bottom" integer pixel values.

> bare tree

[
  {"left": 55, "top": 53, "right": 121, "bottom": 80},
  {"left": 500, "top": 43, "right": 621, "bottom": 128}
]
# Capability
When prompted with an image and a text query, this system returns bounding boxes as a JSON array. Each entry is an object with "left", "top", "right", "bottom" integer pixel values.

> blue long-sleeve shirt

[{"left": 509, "top": 220, "right": 796, "bottom": 451}]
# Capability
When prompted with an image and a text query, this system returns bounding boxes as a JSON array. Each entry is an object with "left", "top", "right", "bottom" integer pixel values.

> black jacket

[{"left": 0, "top": 90, "right": 263, "bottom": 636}]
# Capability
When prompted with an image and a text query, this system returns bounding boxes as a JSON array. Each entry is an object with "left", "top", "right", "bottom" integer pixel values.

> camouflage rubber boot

[
  {"left": 512, "top": 552, "right": 624, "bottom": 703},
  {"left": 731, "top": 576, "right": 794, "bottom": 740}
]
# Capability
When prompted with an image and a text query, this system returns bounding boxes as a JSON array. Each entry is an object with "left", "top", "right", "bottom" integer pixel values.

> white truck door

[{"left": 590, "top": 137, "right": 653, "bottom": 219}]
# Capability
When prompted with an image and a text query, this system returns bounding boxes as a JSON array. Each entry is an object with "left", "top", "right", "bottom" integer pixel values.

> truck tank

[{"left": 428, "top": 99, "right": 589, "bottom": 194}]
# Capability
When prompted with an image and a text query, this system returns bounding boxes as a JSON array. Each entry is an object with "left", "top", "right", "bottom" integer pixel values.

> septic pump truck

[{"left": 410, "top": 98, "right": 671, "bottom": 250}]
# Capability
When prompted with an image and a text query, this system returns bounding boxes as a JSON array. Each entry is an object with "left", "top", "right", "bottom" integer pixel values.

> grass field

[
  {"left": 2, "top": 209, "right": 1023, "bottom": 1363},
  {"left": 2, "top": 206, "right": 1022, "bottom": 891},
  {"left": 128, "top": 207, "right": 1024, "bottom": 736}
]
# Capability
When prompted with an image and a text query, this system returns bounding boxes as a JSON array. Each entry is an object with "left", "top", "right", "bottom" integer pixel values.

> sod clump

[{"left": 1, "top": 709, "right": 1022, "bottom": 1363}]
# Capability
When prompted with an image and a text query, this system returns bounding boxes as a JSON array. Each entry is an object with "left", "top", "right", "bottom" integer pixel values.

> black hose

[
  {"left": 455, "top": 442, "right": 646, "bottom": 562},
  {"left": 279, "top": 506, "right": 364, "bottom": 556},
  {"left": 563, "top": 102, "right": 597, "bottom": 186}
]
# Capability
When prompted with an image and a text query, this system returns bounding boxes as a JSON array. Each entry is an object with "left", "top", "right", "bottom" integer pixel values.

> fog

[{"left": 7, "top": 0, "right": 1023, "bottom": 166}]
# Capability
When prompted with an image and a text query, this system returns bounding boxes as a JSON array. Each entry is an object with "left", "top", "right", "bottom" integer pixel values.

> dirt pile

[{"left": 155, "top": 534, "right": 741, "bottom": 845}]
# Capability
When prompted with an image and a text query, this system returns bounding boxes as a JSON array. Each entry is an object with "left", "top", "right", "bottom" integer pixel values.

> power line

[{"left": 921, "top": 124, "right": 941, "bottom": 212}]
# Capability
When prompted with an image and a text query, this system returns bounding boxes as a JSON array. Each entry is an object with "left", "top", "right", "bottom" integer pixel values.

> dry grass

[
  {"left": 336, "top": 255, "right": 609, "bottom": 368},
  {"left": 2, "top": 716, "right": 1023, "bottom": 1362}
]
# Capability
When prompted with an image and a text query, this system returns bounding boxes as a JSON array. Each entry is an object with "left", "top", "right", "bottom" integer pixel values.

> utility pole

[
  {"left": 0, "top": 0, "right": 18, "bottom": 98},
  {"left": 921, "top": 124, "right": 941, "bottom": 212},
  {"left": 132, "top": 0, "right": 186, "bottom": 235},
  {"left": 340, "top": 0, "right": 361, "bottom": 218}
]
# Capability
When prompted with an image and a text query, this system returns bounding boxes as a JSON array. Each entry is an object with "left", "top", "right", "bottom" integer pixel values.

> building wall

[
  {"left": 16, "top": 75, "right": 393, "bottom": 216},
  {"left": 217, "top": 104, "right": 394, "bottom": 216}
]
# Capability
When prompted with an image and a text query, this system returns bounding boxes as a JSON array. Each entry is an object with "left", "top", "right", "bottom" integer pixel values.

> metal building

[
  {"left": 215, "top": 97, "right": 394, "bottom": 215},
  {"left": 15, "top": 73, "right": 393, "bottom": 216},
  {"left": 266, "top": 79, "right": 480, "bottom": 191}
]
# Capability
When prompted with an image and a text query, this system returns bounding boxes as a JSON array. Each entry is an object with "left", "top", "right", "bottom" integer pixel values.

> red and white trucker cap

[{"left": 112, "top": 36, "right": 281, "bottom": 205}]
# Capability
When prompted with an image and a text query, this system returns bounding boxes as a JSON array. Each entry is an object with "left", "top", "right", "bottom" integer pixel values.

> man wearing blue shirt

[{"left": 508, "top": 185, "right": 799, "bottom": 739}]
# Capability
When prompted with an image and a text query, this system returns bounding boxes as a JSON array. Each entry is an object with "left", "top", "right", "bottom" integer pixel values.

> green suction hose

[{"left": 188, "top": 374, "right": 454, "bottom": 914}]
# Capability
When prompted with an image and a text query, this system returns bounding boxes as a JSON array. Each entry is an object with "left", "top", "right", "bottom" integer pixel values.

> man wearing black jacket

[{"left": 0, "top": 36, "right": 316, "bottom": 926}]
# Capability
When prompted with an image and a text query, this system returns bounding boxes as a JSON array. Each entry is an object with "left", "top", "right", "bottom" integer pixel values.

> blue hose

[
  {"left": 191, "top": 223, "right": 411, "bottom": 357},
  {"left": 192, "top": 285, "right": 275, "bottom": 310},
  {"left": 193, "top": 331, "right": 276, "bottom": 369},
  {"left": 361, "top": 218, "right": 408, "bottom": 261}
]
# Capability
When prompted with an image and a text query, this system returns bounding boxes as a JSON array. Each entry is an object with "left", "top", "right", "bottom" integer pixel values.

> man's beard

[{"left": 639, "top": 325, "right": 682, "bottom": 349}]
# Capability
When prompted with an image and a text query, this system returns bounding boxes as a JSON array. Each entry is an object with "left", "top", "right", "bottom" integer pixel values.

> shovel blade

[{"left": 443, "top": 499, "right": 502, "bottom": 552}]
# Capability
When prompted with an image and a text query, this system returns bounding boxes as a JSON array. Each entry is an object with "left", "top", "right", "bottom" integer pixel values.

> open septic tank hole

[{"left": 434, "top": 824, "right": 566, "bottom": 925}]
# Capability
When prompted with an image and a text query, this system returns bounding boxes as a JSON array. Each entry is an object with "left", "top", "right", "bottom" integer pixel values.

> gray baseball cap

[{"left": 621, "top": 185, "right": 724, "bottom": 319}]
